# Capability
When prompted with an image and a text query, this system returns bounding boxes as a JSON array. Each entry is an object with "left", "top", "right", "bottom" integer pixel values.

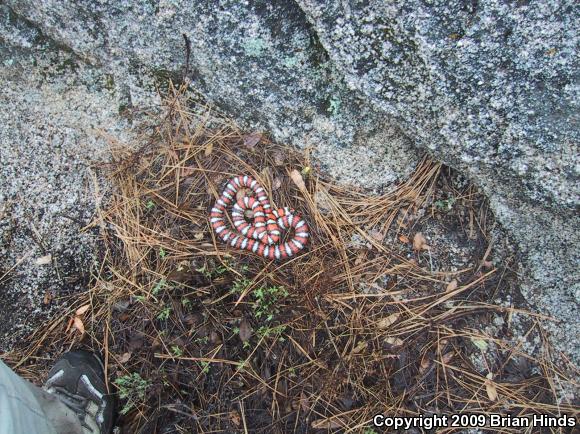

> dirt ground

[{"left": 1, "top": 91, "right": 577, "bottom": 433}]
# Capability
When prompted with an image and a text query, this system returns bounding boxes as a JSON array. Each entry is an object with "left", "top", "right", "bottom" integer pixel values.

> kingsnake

[{"left": 210, "top": 176, "right": 309, "bottom": 259}]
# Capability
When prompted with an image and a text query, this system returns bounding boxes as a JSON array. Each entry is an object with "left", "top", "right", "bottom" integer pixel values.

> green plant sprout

[
  {"left": 113, "top": 373, "right": 151, "bottom": 415},
  {"left": 157, "top": 305, "right": 171, "bottom": 320}
]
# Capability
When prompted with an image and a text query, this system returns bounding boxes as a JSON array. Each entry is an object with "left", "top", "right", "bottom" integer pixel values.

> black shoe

[{"left": 44, "top": 350, "right": 115, "bottom": 434}]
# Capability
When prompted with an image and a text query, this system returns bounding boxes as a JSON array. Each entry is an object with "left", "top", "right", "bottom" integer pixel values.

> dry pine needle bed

[{"left": 4, "top": 88, "right": 578, "bottom": 433}]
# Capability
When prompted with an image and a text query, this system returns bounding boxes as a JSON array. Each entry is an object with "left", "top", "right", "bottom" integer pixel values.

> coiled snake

[{"left": 210, "top": 176, "right": 309, "bottom": 259}]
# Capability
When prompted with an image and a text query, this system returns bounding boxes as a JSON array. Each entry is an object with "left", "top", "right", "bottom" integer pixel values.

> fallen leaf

[
  {"left": 441, "top": 351, "right": 454, "bottom": 364},
  {"left": 482, "top": 260, "right": 493, "bottom": 269},
  {"left": 72, "top": 316, "right": 85, "bottom": 336},
  {"left": 299, "top": 391, "right": 309, "bottom": 412},
  {"left": 485, "top": 372, "right": 498, "bottom": 401},
  {"left": 413, "top": 232, "right": 430, "bottom": 250},
  {"left": 419, "top": 357, "right": 431, "bottom": 374},
  {"left": 352, "top": 340, "right": 368, "bottom": 354},
  {"left": 204, "top": 142, "right": 214, "bottom": 156},
  {"left": 273, "top": 151, "right": 285, "bottom": 166},
  {"left": 75, "top": 304, "right": 91, "bottom": 316},
  {"left": 311, "top": 418, "right": 344, "bottom": 429},
  {"left": 314, "top": 188, "right": 332, "bottom": 215},
  {"left": 290, "top": 169, "right": 306, "bottom": 191},
  {"left": 119, "top": 352, "right": 131, "bottom": 364},
  {"left": 384, "top": 336, "right": 404, "bottom": 347},
  {"left": 239, "top": 319, "right": 252, "bottom": 343},
  {"left": 398, "top": 234, "right": 410, "bottom": 244},
  {"left": 210, "top": 330, "right": 222, "bottom": 344},
  {"left": 376, "top": 312, "right": 400, "bottom": 329},
  {"left": 35, "top": 254, "right": 52, "bottom": 265},
  {"left": 272, "top": 178, "right": 282, "bottom": 190},
  {"left": 43, "top": 290, "right": 53, "bottom": 305},
  {"left": 243, "top": 132, "right": 262, "bottom": 148},
  {"left": 229, "top": 410, "right": 242, "bottom": 427},
  {"left": 369, "top": 230, "right": 383, "bottom": 242},
  {"left": 446, "top": 279, "right": 458, "bottom": 292}
]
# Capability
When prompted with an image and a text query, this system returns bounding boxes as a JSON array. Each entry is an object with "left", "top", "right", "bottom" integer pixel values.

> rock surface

[{"left": 1, "top": 0, "right": 578, "bottom": 368}]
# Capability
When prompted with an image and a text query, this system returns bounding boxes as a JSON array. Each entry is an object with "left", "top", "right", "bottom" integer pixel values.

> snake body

[{"left": 210, "top": 176, "right": 309, "bottom": 259}]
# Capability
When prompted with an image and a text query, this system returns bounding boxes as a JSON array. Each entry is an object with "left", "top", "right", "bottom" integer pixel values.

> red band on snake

[{"left": 210, "top": 176, "right": 309, "bottom": 260}]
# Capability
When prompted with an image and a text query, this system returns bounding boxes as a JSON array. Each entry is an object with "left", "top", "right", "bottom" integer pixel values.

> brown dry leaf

[
  {"left": 272, "top": 177, "right": 282, "bottom": 190},
  {"left": 35, "top": 254, "right": 52, "bottom": 266},
  {"left": 398, "top": 234, "right": 410, "bottom": 244},
  {"left": 43, "top": 290, "right": 52, "bottom": 305},
  {"left": 314, "top": 188, "right": 332, "bottom": 215},
  {"left": 229, "top": 410, "right": 242, "bottom": 427},
  {"left": 75, "top": 304, "right": 91, "bottom": 316},
  {"left": 204, "top": 142, "right": 214, "bottom": 156},
  {"left": 441, "top": 351, "right": 454, "bottom": 364},
  {"left": 119, "top": 352, "right": 131, "bottom": 364},
  {"left": 239, "top": 319, "right": 252, "bottom": 343},
  {"left": 311, "top": 418, "right": 343, "bottom": 430},
  {"left": 352, "top": 340, "right": 368, "bottom": 354},
  {"left": 72, "top": 316, "right": 85, "bottom": 336},
  {"left": 273, "top": 151, "right": 285, "bottom": 166},
  {"left": 419, "top": 358, "right": 431, "bottom": 374},
  {"left": 485, "top": 373, "right": 498, "bottom": 401},
  {"left": 446, "top": 279, "right": 458, "bottom": 292},
  {"left": 289, "top": 169, "right": 306, "bottom": 191},
  {"left": 384, "top": 336, "right": 404, "bottom": 347},
  {"left": 299, "top": 391, "right": 309, "bottom": 412},
  {"left": 369, "top": 229, "right": 383, "bottom": 242},
  {"left": 243, "top": 132, "right": 262, "bottom": 148},
  {"left": 376, "top": 312, "right": 400, "bottom": 329},
  {"left": 209, "top": 330, "right": 222, "bottom": 344},
  {"left": 413, "top": 232, "right": 430, "bottom": 250}
]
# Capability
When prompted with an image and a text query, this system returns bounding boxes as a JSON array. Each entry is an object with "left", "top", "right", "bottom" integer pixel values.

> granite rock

[{"left": 1, "top": 0, "right": 578, "bottom": 368}]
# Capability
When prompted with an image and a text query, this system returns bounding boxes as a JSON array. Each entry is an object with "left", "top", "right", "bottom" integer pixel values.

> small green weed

[
  {"left": 231, "top": 279, "right": 289, "bottom": 321},
  {"left": 199, "top": 361, "right": 210, "bottom": 374},
  {"left": 252, "top": 285, "right": 289, "bottom": 321},
  {"left": 196, "top": 260, "right": 229, "bottom": 279},
  {"left": 171, "top": 345, "right": 183, "bottom": 357},
  {"left": 256, "top": 324, "right": 287, "bottom": 340},
  {"left": 157, "top": 305, "right": 171, "bottom": 320},
  {"left": 114, "top": 373, "right": 151, "bottom": 415},
  {"left": 434, "top": 196, "right": 456, "bottom": 212},
  {"left": 230, "top": 277, "right": 252, "bottom": 294},
  {"left": 152, "top": 279, "right": 166, "bottom": 295}
]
